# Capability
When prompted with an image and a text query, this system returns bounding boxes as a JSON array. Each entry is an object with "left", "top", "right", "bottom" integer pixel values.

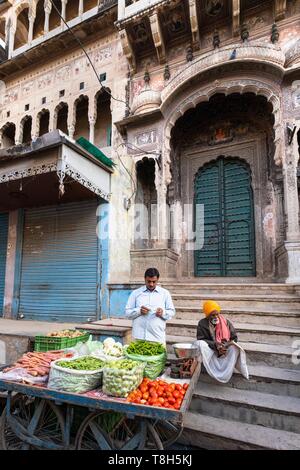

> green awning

[{"left": 76, "top": 137, "right": 115, "bottom": 168}]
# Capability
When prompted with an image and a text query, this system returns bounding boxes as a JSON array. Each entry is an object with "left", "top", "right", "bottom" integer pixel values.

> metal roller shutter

[
  {"left": 19, "top": 200, "right": 100, "bottom": 322},
  {"left": 0, "top": 213, "right": 8, "bottom": 316}
]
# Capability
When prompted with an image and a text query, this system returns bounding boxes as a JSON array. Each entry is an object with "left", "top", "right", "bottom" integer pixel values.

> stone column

[
  {"left": 14, "top": 120, "right": 22, "bottom": 145},
  {"left": 61, "top": 0, "right": 67, "bottom": 22},
  {"left": 28, "top": 14, "right": 35, "bottom": 44},
  {"left": 44, "top": 0, "right": 52, "bottom": 33},
  {"left": 8, "top": 24, "right": 16, "bottom": 58},
  {"left": 276, "top": 126, "right": 300, "bottom": 282},
  {"left": 283, "top": 138, "right": 300, "bottom": 241},
  {"left": 118, "top": 0, "right": 126, "bottom": 21},
  {"left": 89, "top": 117, "right": 96, "bottom": 144},
  {"left": 79, "top": 0, "right": 84, "bottom": 16}
]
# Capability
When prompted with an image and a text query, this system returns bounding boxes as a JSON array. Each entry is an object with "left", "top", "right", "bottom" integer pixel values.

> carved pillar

[
  {"left": 44, "top": 0, "right": 52, "bottom": 33},
  {"left": 232, "top": 0, "right": 240, "bottom": 37},
  {"left": 61, "top": 0, "right": 67, "bottom": 22},
  {"left": 28, "top": 12, "right": 35, "bottom": 44},
  {"left": 67, "top": 100, "right": 76, "bottom": 140},
  {"left": 15, "top": 120, "right": 22, "bottom": 146},
  {"left": 276, "top": 127, "right": 300, "bottom": 282},
  {"left": 8, "top": 24, "right": 16, "bottom": 58},
  {"left": 275, "top": 0, "right": 287, "bottom": 21},
  {"left": 188, "top": 0, "right": 200, "bottom": 49},
  {"left": 79, "top": 0, "right": 84, "bottom": 16},
  {"left": 118, "top": 0, "right": 126, "bottom": 21},
  {"left": 282, "top": 136, "right": 300, "bottom": 241},
  {"left": 89, "top": 118, "right": 96, "bottom": 144},
  {"left": 32, "top": 112, "right": 40, "bottom": 141}
]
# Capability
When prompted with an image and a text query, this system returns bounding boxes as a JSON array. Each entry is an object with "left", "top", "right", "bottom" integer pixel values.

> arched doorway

[{"left": 194, "top": 157, "right": 256, "bottom": 277}]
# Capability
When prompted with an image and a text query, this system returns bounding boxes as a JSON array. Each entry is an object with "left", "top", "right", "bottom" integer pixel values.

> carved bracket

[
  {"left": 275, "top": 0, "right": 287, "bottom": 21},
  {"left": 150, "top": 11, "right": 166, "bottom": 64}
]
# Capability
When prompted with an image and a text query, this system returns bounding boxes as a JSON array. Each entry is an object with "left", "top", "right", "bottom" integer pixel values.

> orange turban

[{"left": 203, "top": 300, "right": 221, "bottom": 317}]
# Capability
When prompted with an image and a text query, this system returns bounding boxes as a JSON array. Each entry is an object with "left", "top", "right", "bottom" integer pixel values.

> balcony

[{"left": 118, "top": 0, "right": 163, "bottom": 21}]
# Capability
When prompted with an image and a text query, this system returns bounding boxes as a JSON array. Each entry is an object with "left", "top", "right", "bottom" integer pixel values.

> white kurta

[{"left": 194, "top": 340, "right": 249, "bottom": 383}]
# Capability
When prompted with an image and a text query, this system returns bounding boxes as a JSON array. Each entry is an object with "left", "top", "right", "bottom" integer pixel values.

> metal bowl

[{"left": 173, "top": 342, "right": 199, "bottom": 359}]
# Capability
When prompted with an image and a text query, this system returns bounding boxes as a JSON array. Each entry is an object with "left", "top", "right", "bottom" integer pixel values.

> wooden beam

[
  {"left": 232, "top": 0, "right": 240, "bottom": 37},
  {"left": 149, "top": 11, "right": 166, "bottom": 64},
  {"left": 188, "top": 0, "right": 200, "bottom": 49},
  {"left": 275, "top": 0, "right": 287, "bottom": 21}
]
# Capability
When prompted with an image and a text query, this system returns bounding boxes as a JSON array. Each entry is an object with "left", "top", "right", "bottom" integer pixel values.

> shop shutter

[
  {"left": 19, "top": 200, "right": 99, "bottom": 322},
  {"left": 0, "top": 213, "right": 8, "bottom": 316}
]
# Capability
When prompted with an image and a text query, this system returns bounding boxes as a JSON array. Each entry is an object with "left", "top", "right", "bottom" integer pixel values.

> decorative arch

[
  {"left": 162, "top": 78, "right": 283, "bottom": 183},
  {"left": 54, "top": 101, "right": 68, "bottom": 134},
  {"left": 0, "top": 16, "right": 6, "bottom": 44},
  {"left": 20, "top": 115, "right": 32, "bottom": 144},
  {"left": 33, "top": 0, "right": 45, "bottom": 40},
  {"left": 0, "top": 122, "right": 16, "bottom": 148},
  {"left": 37, "top": 108, "right": 50, "bottom": 136},
  {"left": 14, "top": 4, "right": 30, "bottom": 49},
  {"left": 74, "top": 95, "right": 89, "bottom": 141}
]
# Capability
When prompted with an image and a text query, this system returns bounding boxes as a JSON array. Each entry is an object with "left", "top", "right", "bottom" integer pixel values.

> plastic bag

[
  {"left": 67, "top": 336, "right": 104, "bottom": 357},
  {"left": 48, "top": 356, "right": 105, "bottom": 393},
  {"left": 0, "top": 368, "right": 48, "bottom": 385},
  {"left": 124, "top": 348, "right": 167, "bottom": 380},
  {"left": 103, "top": 362, "right": 145, "bottom": 398}
]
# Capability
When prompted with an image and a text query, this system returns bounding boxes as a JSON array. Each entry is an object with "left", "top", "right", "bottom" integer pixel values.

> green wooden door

[{"left": 194, "top": 157, "right": 256, "bottom": 277}]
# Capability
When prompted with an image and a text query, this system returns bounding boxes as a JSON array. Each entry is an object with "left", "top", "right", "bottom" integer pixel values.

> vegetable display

[
  {"left": 3, "top": 351, "right": 73, "bottom": 377},
  {"left": 126, "top": 340, "right": 165, "bottom": 356},
  {"left": 47, "top": 330, "right": 87, "bottom": 338},
  {"left": 103, "top": 360, "right": 145, "bottom": 398},
  {"left": 125, "top": 340, "right": 167, "bottom": 380},
  {"left": 127, "top": 378, "right": 189, "bottom": 410},
  {"left": 56, "top": 357, "right": 105, "bottom": 371},
  {"left": 48, "top": 355, "right": 105, "bottom": 393},
  {"left": 102, "top": 338, "right": 124, "bottom": 358}
]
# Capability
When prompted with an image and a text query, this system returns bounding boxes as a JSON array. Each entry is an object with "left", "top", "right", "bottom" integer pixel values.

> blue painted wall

[{"left": 108, "top": 288, "right": 132, "bottom": 318}]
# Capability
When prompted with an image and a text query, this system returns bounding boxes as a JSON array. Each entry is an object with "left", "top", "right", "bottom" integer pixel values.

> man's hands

[
  {"left": 140, "top": 306, "right": 164, "bottom": 318},
  {"left": 155, "top": 308, "right": 164, "bottom": 318},
  {"left": 216, "top": 342, "right": 228, "bottom": 356},
  {"left": 140, "top": 306, "right": 150, "bottom": 315}
]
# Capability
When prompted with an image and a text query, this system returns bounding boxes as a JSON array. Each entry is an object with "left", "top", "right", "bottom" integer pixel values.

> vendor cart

[{"left": 0, "top": 360, "right": 201, "bottom": 450}]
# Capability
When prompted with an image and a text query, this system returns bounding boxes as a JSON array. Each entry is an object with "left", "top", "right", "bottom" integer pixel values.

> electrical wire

[{"left": 49, "top": 0, "right": 127, "bottom": 106}]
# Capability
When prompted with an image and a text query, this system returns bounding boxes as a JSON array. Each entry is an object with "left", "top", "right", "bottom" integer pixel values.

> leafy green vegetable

[
  {"left": 57, "top": 357, "right": 105, "bottom": 371},
  {"left": 127, "top": 340, "right": 166, "bottom": 356}
]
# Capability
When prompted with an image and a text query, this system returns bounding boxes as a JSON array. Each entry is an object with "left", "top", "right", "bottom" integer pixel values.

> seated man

[
  {"left": 194, "top": 300, "right": 249, "bottom": 383},
  {"left": 125, "top": 267, "right": 175, "bottom": 344}
]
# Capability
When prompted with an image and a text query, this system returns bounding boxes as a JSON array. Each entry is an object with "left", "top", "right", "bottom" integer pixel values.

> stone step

[
  {"left": 166, "top": 320, "right": 300, "bottom": 346},
  {"left": 181, "top": 412, "right": 300, "bottom": 450},
  {"left": 171, "top": 293, "right": 300, "bottom": 310},
  {"left": 190, "top": 382, "right": 300, "bottom": 433},
  {"left": 174, "top": 307, "right": 300, "bottom": 327},
  {"left": 200, "top": 365, "right": 300, "bottom": 398},
  {"left": 166, "top": 335, "right": 298, "bottom": 369},
  {"left": 164, "top": 282, "right": 298, "bottom": 296}
]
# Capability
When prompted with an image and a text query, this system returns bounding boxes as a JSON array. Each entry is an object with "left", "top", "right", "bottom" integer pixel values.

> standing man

[{"left": 125, "top": 268, "right": 175, "bottom": 344}]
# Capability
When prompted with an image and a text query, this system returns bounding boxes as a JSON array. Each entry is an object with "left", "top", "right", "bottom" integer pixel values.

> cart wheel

[
  {"left": 0, "top": 394, "right": 66, "bottom": 450},
  {"left": 145, "top": 420, "right": 183, "bottom": 449},
  {"left": 75, "top": 411, "right": 138, "bottom": 450},
  {"left": 75, "top": 412, "right": 173, "bottom": 450}
]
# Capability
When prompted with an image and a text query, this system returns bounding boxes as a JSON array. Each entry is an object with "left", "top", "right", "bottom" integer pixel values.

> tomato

[
  {"left": 134, "top": 398, "right": 141, "bottom": 404},
  {"left": 170, "top": 384, "right": 176, "bottom": 391},
  {"left": 150, "top": 390, "right": 158, "bottom": 399},
  {"left": 168, "top": 397, "right": 176, "bottom": 405},
  {"left": 158, "top": 397, "right": 165, "bottom": 405},
  {"left": 159, "top": 380, "right": 166, "bottom": 387},
  {"left": 175, "top": 384, "right": 183, "bottom": 391},
  {"left": 140, "top": 385, "right": 148, "bottom": 394},
  {"left": 173, "top": 390, "right": 180, "bottom": 399},
  {"left": 142, "top": 392, "right": 149, "bottom": 400},
  {"left": 140, "top": 399, "right": 147, "bottom": 404},
  {"left": 148, "top": 398, "right": 155, "bottom": 406},
  {"left": 149, "top": 387, "right": 156, "bottom": 395},
  {"left": 175, "top": 398, "right": 183, "bottom": 407},
  {"left": 136, "top": 390, "right": 142, "bottom": 398},
  {"left": 157, "top": 387, "right": 164, "bottom": 397},
  {"left": 174, "top": 403, "right": 181, "bottom": 410},
  {"left": 183, "top": 383, "right": 189, "bottom": 390}
]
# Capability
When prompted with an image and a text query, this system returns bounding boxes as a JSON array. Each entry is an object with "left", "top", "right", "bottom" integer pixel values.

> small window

[
  {"left": 25, "top": 104, "right": 29, "bottom": 111},
  {"left": 59, "top": 90, "right": 65, "bottom": 97},
  {"left": 100, "top": 73, "right": 106, "bottom": 82},
  {"left": 80, "top": 82, "right": 84, "bottom": 90},
  {"left": 42, "top": 97, "right": 46, "bottom": 104},
  {"left": 6, "top": 111, "right": 10, "bottom": 118}
]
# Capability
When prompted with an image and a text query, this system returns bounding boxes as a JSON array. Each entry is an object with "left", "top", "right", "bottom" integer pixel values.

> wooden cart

[{"left": 0, "top": 361, "right": 201, "bottom": 450}]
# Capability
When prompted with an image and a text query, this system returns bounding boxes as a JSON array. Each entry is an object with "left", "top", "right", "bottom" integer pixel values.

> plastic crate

[{"left": 34, "top": 331, "right": 89, "bottom": 352}]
